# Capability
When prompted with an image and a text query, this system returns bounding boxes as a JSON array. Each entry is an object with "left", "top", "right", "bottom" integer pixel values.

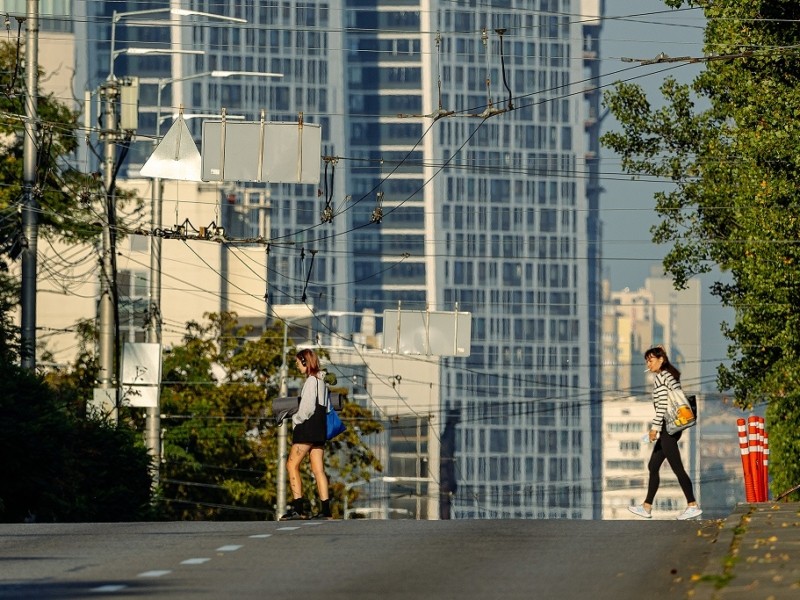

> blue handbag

[
  {"left": 319, "top": 378, "right": 345, "bottom": 440},
  {"left": 326, "top": 406, "right": 346, "bottom": 440}
]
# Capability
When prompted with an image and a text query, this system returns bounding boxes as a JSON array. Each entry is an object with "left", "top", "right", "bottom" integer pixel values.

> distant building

[
  {"left": 602, "top": 268, "right": 702, "bottom": 397},
  {"left": 35, "top": 179, "right": 267, "bottom": 362}
]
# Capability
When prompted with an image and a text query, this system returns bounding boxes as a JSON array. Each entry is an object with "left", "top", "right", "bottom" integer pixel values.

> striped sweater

[{"left": 651, "top": 371, "right": 681, "bottom": 431}]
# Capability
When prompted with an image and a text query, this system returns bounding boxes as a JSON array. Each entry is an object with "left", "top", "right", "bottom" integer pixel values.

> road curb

[{"left": 690, "top": 503, "right": 751, "bottom": 600}]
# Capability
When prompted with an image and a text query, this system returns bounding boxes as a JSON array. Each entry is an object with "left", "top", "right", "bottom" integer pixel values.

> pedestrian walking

[
  {"left": 628, "top": 346, "right": 703, "bottom": 520},
  {"left": 280, "top": 348, "right": 333, "bottom": 520}
]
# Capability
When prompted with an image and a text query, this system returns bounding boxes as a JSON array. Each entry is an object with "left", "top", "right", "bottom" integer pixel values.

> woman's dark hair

[
  {"left": 644, "top": 346, "right": 681, "bottom": 381},
  {"left": 295, "top": 348, "right": 321, "bottom": 376}
]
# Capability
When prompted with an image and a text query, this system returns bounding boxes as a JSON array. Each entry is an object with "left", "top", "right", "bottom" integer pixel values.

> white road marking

[
  {"left": 89, "top": 526, "right": 307, "bottom": 594},
  {"left": 91, "top": 584, "right": 127, "bottom": 592},
  {"left": 181, "top": 557, "right": 211, "bottom": 564},
  {"left": 92, "top": 523, "right": 320, "bottom": 594}
]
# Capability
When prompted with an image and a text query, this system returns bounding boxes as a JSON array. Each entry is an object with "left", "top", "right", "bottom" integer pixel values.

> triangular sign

[{"left": 140, "top": 115, "right": 202, "bottom": 181}]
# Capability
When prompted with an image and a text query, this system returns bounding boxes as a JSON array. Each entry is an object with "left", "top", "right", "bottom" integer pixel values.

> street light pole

[
  {"left": 277, "top": 322, "right": 290, "bottom": 519},
  {"left": 97, "top": 6, "right": 215, "bottom": 424},
  {"left": 95, "top": 49, "right": 206, "bottom": 424}
]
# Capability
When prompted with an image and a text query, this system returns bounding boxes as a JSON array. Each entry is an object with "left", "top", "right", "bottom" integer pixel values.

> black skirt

[{"left": 292, "top": 400, "right": 327, "bottom": 445}]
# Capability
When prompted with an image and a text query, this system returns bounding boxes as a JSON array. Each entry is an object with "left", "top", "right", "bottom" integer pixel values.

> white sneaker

[
  {"left": 677, "top": 506, "right": 703, "bottom": 520},
  {"left": 627, "top": 504, "right": 652, "bottom": 519}
]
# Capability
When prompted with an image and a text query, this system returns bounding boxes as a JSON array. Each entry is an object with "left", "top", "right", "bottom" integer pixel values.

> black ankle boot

[
  {"left": 279, "top": 498, "right": 308, "bottom": 521},
  {"left": 312, "top": 499, "right": 333, "bottom": 520}
]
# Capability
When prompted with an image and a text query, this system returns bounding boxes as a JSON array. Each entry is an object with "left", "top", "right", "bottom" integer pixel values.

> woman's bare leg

[
  {"left": 309, "top": 447, "right": 328, "bottom": 500},
  {"left": 287, "top": 443, "right": 311, "bottom": 498}
]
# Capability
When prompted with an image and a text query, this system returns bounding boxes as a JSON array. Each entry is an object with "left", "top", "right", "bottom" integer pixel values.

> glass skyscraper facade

[
  {"left": 75, "top": 0, "right": 604, "bottom": 518},
  {"left": 344, "top": 1, "right": 603, "bottom": 518}
]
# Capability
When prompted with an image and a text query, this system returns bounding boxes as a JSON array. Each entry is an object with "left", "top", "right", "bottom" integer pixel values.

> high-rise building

[
  {"left": 430, "top": 2, "right": 604, "bottom": 518},
  {"left": 46, "top": 0, "right": 606, "bottom": 518},
  {"left": 343, "top": 1, "right": 604, "bottom": 518}
]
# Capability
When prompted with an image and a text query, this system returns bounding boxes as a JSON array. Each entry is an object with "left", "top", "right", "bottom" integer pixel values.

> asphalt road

[{"left": 0, "top": 519, "right": 718, "bottom": 599}]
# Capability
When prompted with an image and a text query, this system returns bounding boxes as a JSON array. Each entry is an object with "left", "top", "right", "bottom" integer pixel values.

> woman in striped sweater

[{"left": 628, "top": 346, "right": 702, "bottom": 520}]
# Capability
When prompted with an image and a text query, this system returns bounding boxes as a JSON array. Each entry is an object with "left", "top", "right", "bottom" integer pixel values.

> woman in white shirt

[
  {"left": 280, "top": 348, "right": 332, "bottom": 520},
  {"left": 628, "top": 346, "right": 702, "bottom": 521}
]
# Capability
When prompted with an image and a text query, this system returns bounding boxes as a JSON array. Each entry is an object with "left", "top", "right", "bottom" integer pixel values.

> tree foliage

[
  {"left": 602, "top": 0, "right": 800, "bottom": 496},
  {"left": 0, "top": 37, "right": 156, "bottom": 522},
  {"left": 159, "top": 312, "right": 383, "bottom": 520},
  {"left": 0, "top": 40, "right": 106, "bottom": 259},
  {"left": 0, "top": 360, "right": 153, "bottom": 522}
]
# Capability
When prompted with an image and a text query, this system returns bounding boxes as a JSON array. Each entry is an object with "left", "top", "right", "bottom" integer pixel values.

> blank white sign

[
  {"left": 382, "top": 310, "right": 471, "bottom": 357},
  {"left": 201, "top": 121, "right": 321, "bottom": 183}
]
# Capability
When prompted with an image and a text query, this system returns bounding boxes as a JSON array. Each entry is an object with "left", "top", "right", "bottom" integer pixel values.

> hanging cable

[
  {"left": 481, "top": 27, "right": 494, "bottom": 111},
  {"left": 3, "top": 16, "right": 24, "bottom": 100},
  {"left": 301, "top": 249, "right": 317, "bottom": 302},
  {"left": 495, "top": 28, "right": 514, "bottom": 110},
  {"left": 369, "top": 156, "right": 386, "bottom": 225},
  {"left": 464, "top": 28, "right": 504, "bottom": 118},
  {"left": 263, "top": 244, "right": 271, "bottom": 305},
  {"left": 321, "top": 156, "right": 336, "bottom": 223},
  {"left": 434, "top": 31, "right": 452, "bottom": 119}
]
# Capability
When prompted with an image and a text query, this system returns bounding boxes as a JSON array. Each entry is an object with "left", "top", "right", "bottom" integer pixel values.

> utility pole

[
  {"left": 20, "top": 1, "right": 39, "bottom": 371},
  {"left": 97, "top": 80, "right": 119, "bottom": 423},
  {"left": 146, "top": 172, "right": 162, "bottom": 484}
]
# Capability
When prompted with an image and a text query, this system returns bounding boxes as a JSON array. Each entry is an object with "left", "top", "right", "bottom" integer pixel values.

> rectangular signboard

[
  {"left": 201, "top": 121, "right": 321, "bottom": 183},
  {"left": 382, "top": 310, "right": 471, "bottom": 357}
]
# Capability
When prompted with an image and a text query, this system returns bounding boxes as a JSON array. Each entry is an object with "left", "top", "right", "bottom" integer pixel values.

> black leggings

[{"left": 645, "top": 423, "right": 696, "bottom": 504}]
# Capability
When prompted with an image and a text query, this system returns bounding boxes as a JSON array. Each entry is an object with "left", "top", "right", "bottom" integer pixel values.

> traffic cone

[
  {"left": 737, "top": 418, "right": 756, "bottom": 502},
  {"left": 748, "top": 416, "right": 761, "bottom": 501},
  {"left": 755, "top": 417, "right": 766, "bottom": 501},
  {"left": 763, "top": 429, "right": 770, "bottom": 501}
]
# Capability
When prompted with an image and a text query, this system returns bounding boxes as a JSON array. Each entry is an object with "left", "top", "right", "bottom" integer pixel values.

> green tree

[
  {"left": 1, "top": 37, "right": 88, "bottom": 362},
  {"left": 40, "top": 319, "right": 99, "bottom": 419},
  {"left": 0, "top": 359, "right": 153, "bottom": 522},
  {"left": 602, "top": 0, "right": 800, "bottom": 497},
  {"left": 1, "top": 38, "right": 139, "bottom": 359},
  {"left": 0, "top": 37, "right": 154, "bottom": 522},
  {"left": 159, "top": 312, "right": 383, "bottom": 520},
  {"left": 0, "top": 40, "right": 108, "bottom": 260}
]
